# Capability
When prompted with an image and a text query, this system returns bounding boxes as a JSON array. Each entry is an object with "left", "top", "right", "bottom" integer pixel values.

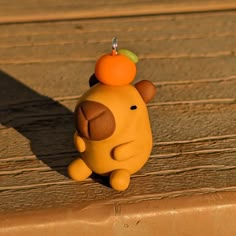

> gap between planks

[{"left": 1, "top": 53, "right": 236, "bottom": 65}]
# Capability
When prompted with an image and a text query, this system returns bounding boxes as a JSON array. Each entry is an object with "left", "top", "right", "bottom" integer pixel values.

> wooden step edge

[{"left": 1, "top": 191, "right": 236, "bottom": 236}]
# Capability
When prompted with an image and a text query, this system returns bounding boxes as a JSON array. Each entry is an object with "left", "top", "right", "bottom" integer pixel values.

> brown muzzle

[{"left": 75, "top": 101, "right": 116, "bottom": 141}]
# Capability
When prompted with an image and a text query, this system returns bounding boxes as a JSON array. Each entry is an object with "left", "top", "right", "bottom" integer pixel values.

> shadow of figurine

[{"left": 0, "top": 70, "right": 78, "bottom": 177}]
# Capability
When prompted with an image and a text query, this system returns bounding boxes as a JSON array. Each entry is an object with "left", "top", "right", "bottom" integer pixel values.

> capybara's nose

[{"left": 75, "top": 101, "right": 115, "bottom": 141}]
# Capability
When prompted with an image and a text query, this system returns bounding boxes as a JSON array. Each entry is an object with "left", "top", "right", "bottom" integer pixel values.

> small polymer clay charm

[{"left": 68, "top": 38, "right": 156, "bottom": 191}]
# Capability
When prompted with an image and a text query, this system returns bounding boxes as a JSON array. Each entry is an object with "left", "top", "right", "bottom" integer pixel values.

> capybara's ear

[
  {"left": 135, "top": 80, "right": 156, "bottom": 103},
  {"left": 89, "top": 73, "right": 99, "bottom": 87}
]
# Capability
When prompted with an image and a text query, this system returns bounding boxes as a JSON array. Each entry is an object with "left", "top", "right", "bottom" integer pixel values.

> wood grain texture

[
  {"left": 1, "top": 11, "right": 236, "bottom": 65},
  {"left": 0, "top": 1, "right": 236, "bottom": 234},
  {"left": 0, "top": 0, "right": 236, "bottom": 24}
]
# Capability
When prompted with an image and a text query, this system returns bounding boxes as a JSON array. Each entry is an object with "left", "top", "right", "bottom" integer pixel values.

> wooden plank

[
  {"left": 1, "top": 11, "right": 236, "bottom": 39},
  {"left": 1, "top": 95, "right": 235, "bottom": 158},
  {"left": 1, "top": 96, "right": 236, "bottom": 150},
  {"left": 0, "top": 66, "right": 235, "bottom": 106},
  {"left": 1, "top": 167, "right": 236, "bottom": 213},
  {"left": 1, "top": 11, "right": 236, "bottom": 65},
  {"left": 1, "top": 57, "right": 236, "bottom": 99},
  {"left": 1, "top": 103, "right": 235, "bottom": 161},
  {"left": 1, "top": 11, "right": 236, "bottom": 40},
  {"left": 1, "top": 136, "right": 236, "bottom": 172},
  {"left": 1, "top": 36, "right": 236, "bottom": 64},
  {"left": 1, "top": 138, "right": 236, "bottom": 189},
  {"left": 0, "top": 0, "right": 236, "bottom": 24}
]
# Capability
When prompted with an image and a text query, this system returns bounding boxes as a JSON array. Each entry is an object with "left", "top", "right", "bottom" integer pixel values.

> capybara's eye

[{"left": 130, "top": 105, "right": 137, "bottom": 110}]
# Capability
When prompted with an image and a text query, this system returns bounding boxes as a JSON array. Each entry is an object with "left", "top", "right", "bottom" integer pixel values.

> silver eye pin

[{"left": 112, "top": 37, "right": 118, "bottom": 55}]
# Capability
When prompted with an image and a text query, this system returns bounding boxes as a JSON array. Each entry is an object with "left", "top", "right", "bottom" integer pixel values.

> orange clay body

[{"left": 68, "top": 84, "right": 153, "bottom": 191}]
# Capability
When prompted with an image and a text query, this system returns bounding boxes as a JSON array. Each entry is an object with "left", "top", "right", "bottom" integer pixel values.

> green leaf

[{"left": 118, "top": 49, "right": 138, "bottom": 63}]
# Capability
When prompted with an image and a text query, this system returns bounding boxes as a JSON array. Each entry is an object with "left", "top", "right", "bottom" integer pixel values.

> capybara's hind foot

[
  {"left": 68, "top": 158, "right": 92, "bottom": 181},
  {"left": 109, "top": 169, "right": 130, "bottom": 191}
]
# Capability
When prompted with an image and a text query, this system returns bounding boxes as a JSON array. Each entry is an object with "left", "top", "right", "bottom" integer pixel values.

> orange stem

[{"left": 112, "top": 49, "right": 117, "bottom": 56}]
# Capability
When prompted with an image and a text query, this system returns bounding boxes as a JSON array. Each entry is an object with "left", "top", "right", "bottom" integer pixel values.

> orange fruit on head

[{"left": 95, "top": 52, "right": 136, "bottom": 86}]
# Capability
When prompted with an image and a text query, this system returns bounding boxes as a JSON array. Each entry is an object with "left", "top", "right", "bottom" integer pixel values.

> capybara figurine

[{"left": 68, "top": 39, "right": 156, "bottom": 191}]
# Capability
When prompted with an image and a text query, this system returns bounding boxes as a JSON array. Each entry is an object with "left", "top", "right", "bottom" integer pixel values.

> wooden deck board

[
  {"left": 0, "top": 1, "right": 236, "bottom": 235},
  {"left": 1, "top": 11, "right": 236, "bottom": 65},
  {"left": 0, "top": 0, "right": 236, "bottom": 24},
  {"left": 1, "top": 57, "right": 236, "bottom": 100}
]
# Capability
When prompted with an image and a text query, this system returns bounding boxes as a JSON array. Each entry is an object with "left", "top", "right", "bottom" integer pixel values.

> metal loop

[{"left": 112, "top": 37, "right": 118, "bottom": 51}]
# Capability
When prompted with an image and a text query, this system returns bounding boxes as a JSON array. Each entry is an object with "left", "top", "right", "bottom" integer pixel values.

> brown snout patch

[{"left": 75, "top": 101, "right": 115, "bottom": 141}]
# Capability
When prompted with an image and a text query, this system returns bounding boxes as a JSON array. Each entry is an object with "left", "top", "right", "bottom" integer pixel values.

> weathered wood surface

[
  {"left": 0, "top": 0, "right": 236, "bottom": 24},
  {"left": 0, "top": 1, "right": 236, "bottom": 234}
]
